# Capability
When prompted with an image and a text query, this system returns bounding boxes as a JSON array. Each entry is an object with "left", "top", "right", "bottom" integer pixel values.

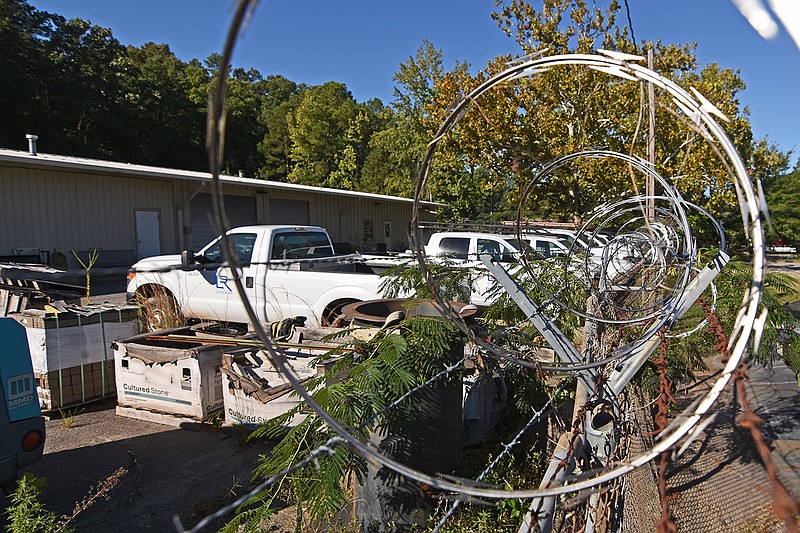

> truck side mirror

[{"left": 181, "top": 250, "right": 195, "bottom": 269}]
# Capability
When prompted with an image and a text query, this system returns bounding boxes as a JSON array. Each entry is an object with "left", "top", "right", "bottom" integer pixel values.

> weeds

[
  {"left": 202, "top": 412, "right": 225, "bottom": 431},
  {"left": 71, "top": 249, "right": 99, "bottom": 305},
  {"left": 5, "top": 457, "right": 134, "bottom": 533},
  {"left": 4, "top": 473, "right": 69, "bottom": 533},
  {"left": 430, "top": 449, "right": 546, "bottom": 532},
  {"left": 190, "top": 476, "right": 244, "bottom": 526},
  {"left": 56, "top": 465, "right": 129, "bottom": 532},
  {"left": 55, "top": 406, "right": 82, "bottom": 429},
  {"left": 135, "top": 285, "right": 185, "bottom": 332}
]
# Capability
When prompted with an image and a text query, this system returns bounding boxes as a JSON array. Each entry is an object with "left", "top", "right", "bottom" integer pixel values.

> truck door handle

[{"left": 246, "top": 276, "right": 254, "bottom": 288}]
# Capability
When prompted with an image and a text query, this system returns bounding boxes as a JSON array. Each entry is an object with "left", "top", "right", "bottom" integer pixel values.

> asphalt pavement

[{"left": 5, "top": 399, "right": 273, "bottom": 532}]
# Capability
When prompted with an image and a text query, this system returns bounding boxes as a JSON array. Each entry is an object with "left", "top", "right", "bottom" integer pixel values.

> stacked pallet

[
  {"left": 37, "top": 361, "right": 116, "bottom": 410},
  {"left": 21, "top": 306, "right": 140, "bottom": 410}
]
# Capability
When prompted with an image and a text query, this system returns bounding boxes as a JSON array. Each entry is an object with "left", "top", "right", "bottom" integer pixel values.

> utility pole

[{"left": 646, "top": 48, "right": 656, "bottom": 220}]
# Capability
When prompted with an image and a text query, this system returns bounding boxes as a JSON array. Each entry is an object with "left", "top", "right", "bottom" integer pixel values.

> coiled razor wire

[
  {"left": 406, "top": 51, "right": 766, "bottom": 496},
  {"left": 177, "top": 3, "right": 769, "bottom": 530}
]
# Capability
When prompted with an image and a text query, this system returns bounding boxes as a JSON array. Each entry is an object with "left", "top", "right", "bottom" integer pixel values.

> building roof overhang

[{"left": 0, "top": 148, "right": 443, "bottom": 208}]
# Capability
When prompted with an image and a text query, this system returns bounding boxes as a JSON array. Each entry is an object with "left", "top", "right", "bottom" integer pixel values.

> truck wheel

[{"left": 138, "top": 293, "right": 183, "bottom": 332}]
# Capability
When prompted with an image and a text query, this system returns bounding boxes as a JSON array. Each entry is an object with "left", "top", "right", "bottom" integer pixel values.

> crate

[
  {"left": 220, "top": 349, "right": 320, "bottom": 428},
  {"left": 113, "top": 329, "right": 225, "bottom": 426},
  {"left": 20, "top": 306, "right": 139, "bottom": 409}
]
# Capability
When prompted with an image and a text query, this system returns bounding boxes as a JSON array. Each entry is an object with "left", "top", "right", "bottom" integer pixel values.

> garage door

[
  {"left": 191, "top": 193, "right": 257, "bottom": 250},
  {"left": 269, "top": 198, "right": 309, "bottom": 225}
]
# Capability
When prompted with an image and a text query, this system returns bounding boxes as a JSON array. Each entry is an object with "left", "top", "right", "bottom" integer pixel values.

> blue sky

[{"left": 30, "top": 0, "right": 800, "bottom": 163}]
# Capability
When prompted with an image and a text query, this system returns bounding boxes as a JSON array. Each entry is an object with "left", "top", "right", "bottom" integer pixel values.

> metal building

[{"left": 0, "top": 148, "right": 438, "bottom": 269}]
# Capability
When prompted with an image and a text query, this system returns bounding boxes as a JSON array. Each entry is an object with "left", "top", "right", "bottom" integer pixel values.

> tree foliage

[
  {"left": 765, "top": 163, "right": 800, "bottom": 245},
  {"left": 404, "top": 0, "right": 790, "bottom": 231},
  {"left": 256, "top": 75, "right": 303, "bottom": 181},
  {"left": 0, "top": 0, "right": 791, "bottom": 227}
]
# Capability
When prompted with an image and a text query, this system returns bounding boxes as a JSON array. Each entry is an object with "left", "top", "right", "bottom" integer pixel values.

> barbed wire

[{"left": 166, "top": 3, "right": 772, "bottom": 531}]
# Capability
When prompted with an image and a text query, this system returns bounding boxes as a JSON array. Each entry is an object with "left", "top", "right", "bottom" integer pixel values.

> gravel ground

[{"left": 4, "top": 399, "right": 273, "bottom": 532}]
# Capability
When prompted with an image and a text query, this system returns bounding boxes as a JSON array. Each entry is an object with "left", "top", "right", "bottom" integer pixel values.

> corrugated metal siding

[
  {"left": 307, "top": 192, "right": 430, "bottom": 252},
  {"left": 258, "top": 190, "right": 432, "bottom": 252},
  {"left": 0, "top": 164, "right": 175, "bottom": 260},
  {"left": 190, "top": 192, "right": 257, "bottom": 249},
  {"left": 0, "top": 160, "right": 437, "bottom": 263}
]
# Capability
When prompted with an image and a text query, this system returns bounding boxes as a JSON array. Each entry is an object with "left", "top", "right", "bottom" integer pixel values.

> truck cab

[
  {"left": 423, "top": 232, "right": 526, "bottom": 306},
  {"left": 0, "top": 318, "right": 46, "bottom": 488}
]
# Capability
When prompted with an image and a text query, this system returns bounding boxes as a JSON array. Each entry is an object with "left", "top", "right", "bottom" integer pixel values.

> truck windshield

[
  {"left": 201, "top": 233, "right": 257, "bottom": 264},
  {"left": 271, "top": 231, "right": 333, "bottom": 259}
]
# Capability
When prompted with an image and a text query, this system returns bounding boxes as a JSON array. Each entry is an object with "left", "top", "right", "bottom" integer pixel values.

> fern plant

[
  {"left": 225, "top": 316, "right": 464, "bottom": 531},
  {"left": 379, "top": 256, "right": 476, "bottom": 303}
]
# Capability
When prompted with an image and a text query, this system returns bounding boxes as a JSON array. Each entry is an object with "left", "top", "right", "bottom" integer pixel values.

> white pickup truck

[{"left": 127, "top": 226, "right": 391, "bottom": 329}]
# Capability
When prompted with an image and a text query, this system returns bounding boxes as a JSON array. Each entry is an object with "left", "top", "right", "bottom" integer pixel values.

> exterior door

[
  {"left": 383, "top": 220, "right": 392, "bottom": 252},
  {"left": 135, "top": 210, "right": 162, "bottom": 259}
]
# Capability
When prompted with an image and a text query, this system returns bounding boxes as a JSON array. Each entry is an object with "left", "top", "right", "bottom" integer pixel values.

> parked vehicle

[
  {"left": 517, "top": 233, "right": 574, "bottom": 258},
  {"left": 127, "top": 226, "right": 395, "bottom": 329},
  {"left": 0, "top": 318, "right": 45, "bottom": 488},
  {"left": 424, "top": 232, "right": 522, "bottom": 263},
  {"left": 425, "top": 230, "right": 639, "bottom": 297},
  {"left": 526, "top": 228, "right": 593, "bottom": 250},
  {"left": 420, "top": 232, "right": 520, "bottom": 306}
]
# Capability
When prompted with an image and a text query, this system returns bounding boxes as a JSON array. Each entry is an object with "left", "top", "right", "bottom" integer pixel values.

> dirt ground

[{"left": 3, "top": 398, "right": 275, "bottom": 532}]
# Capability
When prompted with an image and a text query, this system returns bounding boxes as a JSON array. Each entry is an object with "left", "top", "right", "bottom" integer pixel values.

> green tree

[
  {"left": 203, "top": 54, "right": 269, "bottom": 177},
  {"left": 328, "top": 109, "right": 367, "bottom": 189},
  {"left": 120, "top": 42, "right": 207, "bottom": 170},
  {"left": 41, "top": 16, "right": 129, "bottom": 158},
  {"left": 766, "top": 163, "right": 800, "bottom": 245},
  {"left": 362, "top": 41, "right": 450, "bottom": 199},
  {"left": 361, "top": 111, "right": 426, "bottom": 197},
  {"left": 224, "top": 66, "right": 269, "bottom": 176},
  {"left": 392, "top": 39, "right": 445, "bottom": 128},
  {"left": 286, "top": 81, "right": 358, "bottom": 186},
  {"left": 0, "top": 0, "right": 54, "bottom": 149},
  {"left": 256, "top": 75, "right": 304, "bottom": 181}
]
